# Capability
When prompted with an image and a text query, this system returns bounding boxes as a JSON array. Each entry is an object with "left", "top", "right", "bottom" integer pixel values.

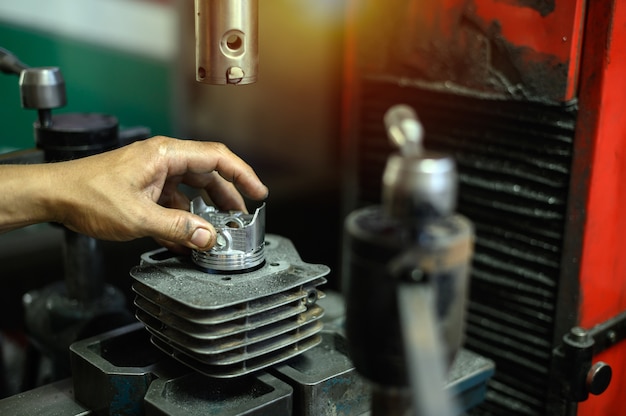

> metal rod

[
  {"left": 397, "top": 283, "right": 459, "bottom": 416},
  {"left": 38, "top": 109, "right": 52, "bottom": 128},
  {"left": 63, "top": 229, "right": 106, "bottom": 303}
]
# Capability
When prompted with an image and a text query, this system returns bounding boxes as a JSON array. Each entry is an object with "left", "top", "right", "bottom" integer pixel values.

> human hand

[{"left": 44, "top": 136, "right": 268, "bottom": 251}]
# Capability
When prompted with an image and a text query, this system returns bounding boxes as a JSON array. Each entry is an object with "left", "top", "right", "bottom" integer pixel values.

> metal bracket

[
  {"left": 553, "top": 310, "right": 626, "bottom": 402},
  {"left": 586, "top": 310, "right": 626, "bottom": 353}
]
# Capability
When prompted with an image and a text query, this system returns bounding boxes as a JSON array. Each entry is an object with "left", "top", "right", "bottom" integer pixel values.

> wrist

[{"left": 0, "top": 164, "right": 59, "bottom": 231}]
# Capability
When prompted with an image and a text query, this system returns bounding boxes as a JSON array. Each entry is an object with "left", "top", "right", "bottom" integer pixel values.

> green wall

[{"left": 0, "top": 23, "right": 173, "bottom": 153}]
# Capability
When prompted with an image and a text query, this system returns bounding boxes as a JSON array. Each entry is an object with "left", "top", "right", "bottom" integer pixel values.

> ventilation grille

[
  {"left": 130, "top": 235, "right": 328, "bottom": 378},
  {"left": 352, "top": 77, "right": 576, "bottom": 415}
]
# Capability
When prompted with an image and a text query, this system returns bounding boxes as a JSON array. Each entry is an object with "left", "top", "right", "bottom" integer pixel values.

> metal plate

[{"left": 130, "top": 235, "right": 328, "bottom": 310}]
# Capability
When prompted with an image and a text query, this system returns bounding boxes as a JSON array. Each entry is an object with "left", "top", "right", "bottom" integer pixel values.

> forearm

[
  {"left": 0, "top": 137, "right": 268, "bottom": 249},
  {"left": 0, "top": 164, "right": 58, "bottom": 232}
]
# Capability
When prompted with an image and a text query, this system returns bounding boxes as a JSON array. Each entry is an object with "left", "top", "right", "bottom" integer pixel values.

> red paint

[
  {"left": 578, "top": 0, "right": 626, "bottom": 327},
  {"left": 472, "top": 1, "right": 582, "bottom": 62},
  {"left": 407, "top": 0, "right": 586, "bottom": 101},
  {"left": 415, "top": 0, "right": 587, "bottom": 101},
  {"left": 342, "top": 0, "right": 626, "bottom": 413},
  {"left": 470, "top": 0, "right": 586, "bottom": 101},
  {"left": 577, "top": 0, "right": 626, "bottom": 413}
]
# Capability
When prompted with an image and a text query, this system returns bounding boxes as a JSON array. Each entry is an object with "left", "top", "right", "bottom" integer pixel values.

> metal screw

[
  {"left": 227, "top": 66, "right": 244, "bottom": 84},
  {"left": 569, "top": 326, "right": 589, "bottom": 343},
  {"left": 606, "top": 330, "right": 617, "bottom": 344}
]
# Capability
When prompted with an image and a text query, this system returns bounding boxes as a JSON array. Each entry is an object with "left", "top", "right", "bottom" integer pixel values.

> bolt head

[
  {"left": 226, "top": 66, "right": 244, "bottom": 84},
  {"left": 587, "top": 362, "right": 612, "bottom": 395}
]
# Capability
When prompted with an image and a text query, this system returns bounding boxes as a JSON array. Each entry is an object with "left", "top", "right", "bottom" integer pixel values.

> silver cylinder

[
  {"left": 194, "top": 0, "right": 258, "bottom": 85},
  {"left": 19, "top": 67, "right": 67, "bottom": 109},
  {"left": 383, "top": 152, "right": 458, "bottom": 222}
]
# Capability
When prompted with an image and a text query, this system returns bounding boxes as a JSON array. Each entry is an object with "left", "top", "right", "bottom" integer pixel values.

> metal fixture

[
  {"left": 552, "top": 310, "right": 626, "bottom": 405},
  {"left": 61, "top": 304, "right": 494, "bottom": 415},
  {"left": 0, "top": 47, "right": 149, "bottom": 384},
  {"left": 0, "top": 295, "right": 495, "bottom": 414},
  {"left": 194, "top": 0, "right": 258, "bottom": 85},
  {"left": 0, "top": 46, "right": 28, "bottom": 75},
  {"left": 343, "top": 104, "right": 475, "bottom": 415}
]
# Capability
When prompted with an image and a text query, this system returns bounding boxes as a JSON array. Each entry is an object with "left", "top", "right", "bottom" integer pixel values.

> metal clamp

[{"left": 552, "top": 310, "right": 626, "bottom": 403}]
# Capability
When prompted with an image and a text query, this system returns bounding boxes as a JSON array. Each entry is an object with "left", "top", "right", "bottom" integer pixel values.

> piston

[
  {"left": 342, "top": 104, "right": 474, "bottom": 415},
  {"left": 190, "top": 197, "right": 265, "bottom": 273}
]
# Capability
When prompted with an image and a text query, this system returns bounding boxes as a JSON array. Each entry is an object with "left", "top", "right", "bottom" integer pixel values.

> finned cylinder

[{"left": 194, "top": 0, "right": 258, "bottom": 85}]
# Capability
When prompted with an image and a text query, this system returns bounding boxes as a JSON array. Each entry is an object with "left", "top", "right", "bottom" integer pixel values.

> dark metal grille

[{"left": 350, "top": 76, "right": 577, "bottom": 415}]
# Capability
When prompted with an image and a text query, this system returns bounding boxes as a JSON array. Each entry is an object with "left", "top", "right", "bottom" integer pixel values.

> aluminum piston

[{"left": 191, "top": 197, "right": 265, "bottom": 273}]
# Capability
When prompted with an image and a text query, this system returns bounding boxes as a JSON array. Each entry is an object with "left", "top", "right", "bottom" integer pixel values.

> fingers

[
  {"left": 158, "top": 179, "right": 192, "bottom": 211},
  {"left": 143, "top": 138, "right": 268, "bottom": 249},
  {"left": 157, "top": 138, "right": 269, "bottom": 201},
  {"left": 181, "top": 171, "right": 247, "bottom": 212},
  {"left": 75, "top": 136, "right": 268, "bottom": 251},
  {"left": 142, "top": 204, "right": 217, "bottom": 251}
]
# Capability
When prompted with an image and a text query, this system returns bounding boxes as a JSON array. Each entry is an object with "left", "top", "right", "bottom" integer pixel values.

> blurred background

[
  {"left": 0, "top": 0, "right": 348, "bottom": 276},
  {"left": 0, "top": 0, "right": 348, "bottom": 395}
]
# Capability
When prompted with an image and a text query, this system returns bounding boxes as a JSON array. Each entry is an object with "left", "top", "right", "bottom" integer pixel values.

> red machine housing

[{"left": 341, "top": 1, "right": 626, "bottom": 415}]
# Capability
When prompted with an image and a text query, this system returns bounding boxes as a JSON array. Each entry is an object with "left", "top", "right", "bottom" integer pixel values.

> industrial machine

[
  {"left": 0, "top": 45, "right": 150, "bottom": 383},
  {"left": 340, "top": 0, "right": 626, "bottom": 415},
  {"left": 343, "top": 104, "right": 476, "bottom": 415},
  {"left": 0, "top": 1, "right": 495, "bottom": 414},
  {"left": 7, "top": 0, "right": 624, "bottom": 414}
]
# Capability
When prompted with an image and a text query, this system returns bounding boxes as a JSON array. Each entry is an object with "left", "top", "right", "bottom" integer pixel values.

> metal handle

[
  {"left": 398, "top": 281, "right": 460, "bottom": 416},
  {"left": 0, "top": 47, "right": 29, "bottom": 76}
]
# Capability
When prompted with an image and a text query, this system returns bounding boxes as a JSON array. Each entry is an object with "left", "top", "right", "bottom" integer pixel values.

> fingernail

[{"left": 191, "top": 228, "right": 212, "bottom": 249}]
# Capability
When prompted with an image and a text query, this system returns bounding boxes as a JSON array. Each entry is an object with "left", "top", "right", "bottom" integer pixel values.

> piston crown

[{"left": 190, "top": 197, "right": 266, "bottom": 272}]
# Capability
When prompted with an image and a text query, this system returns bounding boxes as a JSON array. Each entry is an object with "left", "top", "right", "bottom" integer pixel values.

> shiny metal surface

[
  {"left": 190, "top": 198, "right": 265, "bottom": 272},
  {"left": 344, "top": 104, "right": 475, "bottom": 415},
  {"left": 382, "top": 104, "right": 458, "bottom": 222},
  {"left": 398, "top": 283, "right": 459, "bottom": 416},
  {"left": 383, "top": 104, "right": 423, "bottom": 157},
  {"left": 19, "top": 67, "right": 67, "bottom": 109},
  {"left": 130, "top": 234, "right": 328, "bottom": 378},
  {"left": 383, "top": 153, "right": 458, "bottom": 222},
  {"left": 0, "top": 46, "right": 29, "bottom": 76},
  {"left": 194, "top": 0, "right": 258, "bottom": 85}
]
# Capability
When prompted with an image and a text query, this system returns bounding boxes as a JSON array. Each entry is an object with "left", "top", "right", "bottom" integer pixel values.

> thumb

[{"left": 143, "top": 205, "right": 216, "bottom": 250}]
